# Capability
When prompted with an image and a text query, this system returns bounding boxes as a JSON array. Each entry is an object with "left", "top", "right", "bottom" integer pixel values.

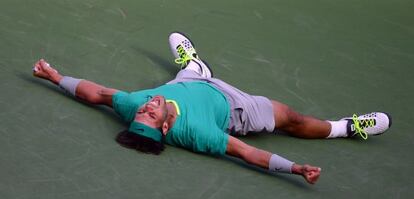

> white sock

[{"left": 327, "top": 120, "right": 348, "bottom": 138}]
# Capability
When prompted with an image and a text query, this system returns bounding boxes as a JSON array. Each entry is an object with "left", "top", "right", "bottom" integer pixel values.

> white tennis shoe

[
  {"left": 341, "top": 112, "right": 392, "bottom": 139},
  {"left": 168, "top": 32, "right": 213, "bottom": 78}
]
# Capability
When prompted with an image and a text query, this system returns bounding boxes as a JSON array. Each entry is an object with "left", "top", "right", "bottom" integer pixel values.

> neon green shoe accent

[
  {"left": 351, "top": 114, "right": 375, "bottom": 140},
  {"left": 174, "top": 45, "right": 192, "bottom": 68}
]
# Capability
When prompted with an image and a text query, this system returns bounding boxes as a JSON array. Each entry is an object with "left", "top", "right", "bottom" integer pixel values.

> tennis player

[{"left": 32, "top": 32, "right": 391, "bottom": 184}]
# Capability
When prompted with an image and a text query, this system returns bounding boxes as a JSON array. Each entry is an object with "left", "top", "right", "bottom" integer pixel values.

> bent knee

[
  {"left": 274, "top": 101, "right": 305, "bottom": 128},
  {"left": 272, "top": 101, "right": 305, "bottom": 129}
]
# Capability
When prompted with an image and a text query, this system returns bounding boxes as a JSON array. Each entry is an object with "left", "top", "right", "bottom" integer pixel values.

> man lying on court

[{"left": 32, "top": 32, "right": 391, "bottom": 184}]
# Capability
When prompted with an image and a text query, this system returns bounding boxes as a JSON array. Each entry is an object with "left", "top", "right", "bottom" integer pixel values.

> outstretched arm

[
  {"left": 225, "top": 136, "right": 321, "bottom": 184},
  {"left": 33, "top": 59, "right": 118, "bottom": 107}
]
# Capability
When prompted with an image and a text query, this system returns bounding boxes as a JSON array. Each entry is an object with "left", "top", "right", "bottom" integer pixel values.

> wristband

[{"left": 268, "top": 154, "right": 294, "bottom": 173}]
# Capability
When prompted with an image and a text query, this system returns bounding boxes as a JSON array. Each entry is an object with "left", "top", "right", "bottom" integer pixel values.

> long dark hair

[{"left": 116, "top": 130, "right": 165, "bottom": 155}]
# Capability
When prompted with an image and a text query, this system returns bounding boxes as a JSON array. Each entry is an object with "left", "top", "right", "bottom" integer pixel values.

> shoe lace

[
  {"left": 174, "top": 45, "right": 191, "bottom": 68},
  {"left": 351, "top": 114, "right": 375, "bottom": 140}
]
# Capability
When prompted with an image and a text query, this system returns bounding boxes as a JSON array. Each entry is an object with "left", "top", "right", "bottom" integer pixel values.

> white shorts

[{"left": 167, "top": 70, "right": 275, "bottom": 135}]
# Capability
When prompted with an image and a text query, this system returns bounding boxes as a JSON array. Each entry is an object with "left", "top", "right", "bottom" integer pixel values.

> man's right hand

[{"left": 292, "top": 164, "right": 321, "bottom": 184}]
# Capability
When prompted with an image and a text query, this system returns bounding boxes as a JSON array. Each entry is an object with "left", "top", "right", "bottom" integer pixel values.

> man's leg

[
  {"left": 272, "top": 100, "right": 331, "bottom": 138},
  {"left": 33, "top": 59, "right": 118, "bottom": 107},
  {"left": 272, "top": 100, "right": 392, "bottom": 139}
]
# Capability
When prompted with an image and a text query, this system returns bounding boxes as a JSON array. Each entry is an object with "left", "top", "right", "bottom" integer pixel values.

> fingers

[
  {"left": 34, "top": 58, "right": 51, "bottom": 68},
  {"left": 303, "top": 164, "right": 322, "bottom": 172},
  {"left": 33, "top": 58, "right": 57, "bottom": 74},
  {"left": 33, "top": 59, "right": 46, "bottom": 70},
  {"left": 39, "top": 58, "right": 51, "bottom": 68},
  {"left": 33, "top": 59, "right": 42, "bottom": 73},
  {"left": 302, "top": 164, "right": 322, "bottom": 184},
  {"left": 306, "top": 170, "right": 321, "bottom": 184}
]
